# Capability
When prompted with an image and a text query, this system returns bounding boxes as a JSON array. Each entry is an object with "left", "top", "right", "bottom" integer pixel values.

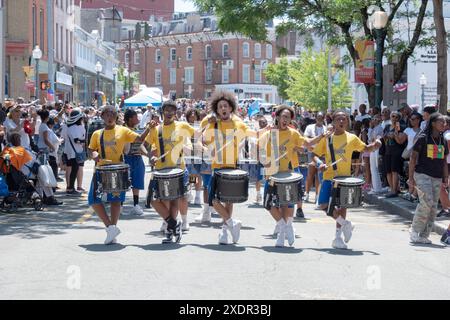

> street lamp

[
  {"left": 123, "top": 68, "right": 129, "bottom": 97},
  {"left": 32, "top": 45, "right": 42, "bottom": 101},
  {"left": 420, "top": 73, "right": 427, "bottom": 109},
  {"left": 372, "top": 10, "right": 388, "bottom": 108},
  {"left": 95, "top": 61, "right": 103, "bottom": 107},
  {"left": 181, "top": 77, "right": 185, "bottom": 98},
  {"left": 112, "top": 67, "right": 118, "bottom": 106}
]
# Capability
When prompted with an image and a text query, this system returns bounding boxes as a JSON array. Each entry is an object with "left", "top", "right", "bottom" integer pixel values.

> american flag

[{"left": 393, "top": 83, "right": 408, "bottom": 92}]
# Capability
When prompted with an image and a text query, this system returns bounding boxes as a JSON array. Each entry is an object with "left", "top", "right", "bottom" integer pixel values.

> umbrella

[{"left": 124, "top": 87, "right": 166, "bottom": 108}]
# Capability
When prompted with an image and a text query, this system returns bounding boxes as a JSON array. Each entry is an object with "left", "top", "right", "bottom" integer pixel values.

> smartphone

[{"left": 395, "top": 122, "right": 400, "bottom": 131}]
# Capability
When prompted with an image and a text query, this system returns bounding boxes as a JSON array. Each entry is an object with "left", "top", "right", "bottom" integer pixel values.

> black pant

[
  {"left": 67, "top": 158, "right": 79, "bottom": 190},
  {"left": 48, "top": 155, "right": 58, "bottom": 181}
]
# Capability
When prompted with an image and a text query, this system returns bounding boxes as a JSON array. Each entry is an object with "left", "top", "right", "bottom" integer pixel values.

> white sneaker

[
  {"left": 410, "top": 231, "right": 432, "bottom": 244},
  {"left": 195, "top": 206, "right": 211, "bottom": 223},
  {"left": 285, "top": 222, "right": 295, "bottom": 247},
  {"left": 341, "top": 221, "right": 354, "bottom": 243},
  {"left": 194, "top": 196, "right": 202, "bottom": 205},
  {"left": 160, "top": 221, "right": 168, "bottom": 233},
  {"left": 104, "top": 225, "right": 121, "bottom": 245},
  {"left": 332, "top": 237, "right": 348, "bottom": 249},
  {"left": 303, "top": 193, "right": 310, "bottom": 203},
  {"left": 182, "top": 219, "right": 190, "bottom": 231},
  {"left": 132, "top": 205, "right": 144, "bottom": 216},
  {"left": 275, "top": 226, "right": 286, "bottom": 247},
  {"left": 255, "top": 193, "right": 262, "bottom": 204},
  {"left": 227, "top": 219, "right": 242, "bottom": 244},
  {"left": 187, "top": 192, "right": 194, "bottom": 203},
  {"left": 273, "top": 223, "right": 280, "bottom": 237},
  {"left": 218, "top": 225, "right": 229, "bottom": 244}
]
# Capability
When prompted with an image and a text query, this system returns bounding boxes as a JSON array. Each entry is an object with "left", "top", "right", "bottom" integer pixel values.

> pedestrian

[
  {"left": 420, "top": 105, "right": 437, "bottom": 130},
  {"left": 409, "top": 112, "right": 448, "bottom": 244},
  {"left": 368, "top": 114, "right": 384, "bottom": 193}
]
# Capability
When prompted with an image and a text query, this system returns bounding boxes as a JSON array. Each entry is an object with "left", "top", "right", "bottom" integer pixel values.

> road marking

[{"left": 75, "top": 209, "right": 94, "bottom": 224}]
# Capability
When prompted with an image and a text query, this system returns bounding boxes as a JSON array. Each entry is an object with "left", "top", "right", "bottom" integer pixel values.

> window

[
  {"left": 60, "top": 25, "right": 63, "bottom": 61},
  {"left": 134, "top": 50, "right": 140, "bottom": 65},
  {"left": 243, "top": 64, "right": 250, "bottom": 83},
  {"left": 66, "top": 29, "right": 69, "bottom": 63},
  {"left": 255, "top": 43, "right": 261, "bottom": 58},
  {"left": 55, "top": 24, "right": 59, "bottom": 59},
  {"left": 124, "top": 52, "right": 129, "bottom": 68},
  {"left": 170, "top": 68, "right": 176, "bottom": 85},
  {"left": 184, "top": 67, "right": 194, "bottom": 84},
  {"left": 170, "top": 48, "right": 176, "bottom": 61},
  {"left": 205, "top": 60, "right": 213, "bottom": 83},
  {"left": 40, "top": 9, "right": 45, "bottom": 54},
  {"left": 222, "top": 68, "right": 229, "bottom": 83},
  {"left": 254, "top": 67, "right": 262, "bottom": 83},
  {"left": 155, "top": 69, "right": 161, "bottom": 85},
  {"left": 222, "top": 43, "right": 229, "bottom": 58},
  {"left": 155, "top": 48, "right": 161, "bottom": 63},
  {"left": 266, "top": 44, "right": 273, "bottom": 59},
  {"left": 243, "top": 42, "right": 249, "bottom": 58},
  {"left": 205, "top": 44, "right": 211, "bottom": 59},
  {"left": 186, "top": 46, "right": 193, "bottom": 61}
]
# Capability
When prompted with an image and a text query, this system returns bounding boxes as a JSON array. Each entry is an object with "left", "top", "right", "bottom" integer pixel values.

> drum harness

[{"left": 326, "top": 135, "right": 340, "bottom": 217}]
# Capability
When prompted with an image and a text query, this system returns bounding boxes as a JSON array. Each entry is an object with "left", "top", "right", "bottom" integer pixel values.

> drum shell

[
  {"left": 332, "top": 177, "right": 364, "bottom": 208},
  {"left": 153, "top": 169, "right": 186, "bottom": 200},
  {"left": 96, "top": 165, "right": 130, "bottom": 193},
  {"left": 272, "top": 179, "right": 301, "bottom": 206},
  {"left": 215, "top": 170, "right": 249, "bottom": 203}
]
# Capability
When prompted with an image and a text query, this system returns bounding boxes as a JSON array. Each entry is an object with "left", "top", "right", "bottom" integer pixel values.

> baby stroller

[{"left": 0, "top": 154, "right": 43, "bottom": 212}]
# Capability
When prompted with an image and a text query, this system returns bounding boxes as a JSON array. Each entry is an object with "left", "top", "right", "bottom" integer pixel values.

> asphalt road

[{"left": 0, "top": 160, "right": 449, "bottom": 300}]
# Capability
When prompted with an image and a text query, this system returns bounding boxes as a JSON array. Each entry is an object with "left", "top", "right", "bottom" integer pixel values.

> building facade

[
  {"left": 0, "top": 0, "right": 5, "bottom": 101},
  {"left": 118, "top": 13, "right": 278, "bottom": 102},
  {"left": 73, "top": 26, "right": 119, "bottom": 105}
]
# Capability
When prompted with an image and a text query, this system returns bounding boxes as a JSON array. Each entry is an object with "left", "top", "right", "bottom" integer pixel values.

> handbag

[
  {"left": 38, "top": 164, "right": 57, "bottom": 187},
  {"left": 401, "top": 147, "right": 412, "bottom": 160},
  {"left": 68, "top": 135, "right": 86, "bottom": 164}
]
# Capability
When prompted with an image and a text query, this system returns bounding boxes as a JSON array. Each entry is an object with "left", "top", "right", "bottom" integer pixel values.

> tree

[
  {"left": 286, "top": 49, "right": 352, "bottom": 111},
  {"left": 433, "top": 0, "right": 447, "bottom": 113},
  {"left": 193, "top": 0, "right": 430, "bottom": 107},
  {"left": 264, "top": 58, "right": 290, "bottom": 100}
]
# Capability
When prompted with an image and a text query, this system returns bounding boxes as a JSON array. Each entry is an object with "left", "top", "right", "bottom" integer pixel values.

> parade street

[{"left": 0, "top": 161, "right": 449, "bottom": 300}]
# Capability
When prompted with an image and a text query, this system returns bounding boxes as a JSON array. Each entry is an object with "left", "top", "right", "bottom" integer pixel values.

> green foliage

[
  {"left": 286, "top": 50, "right": 352, "bottom": 111},
  {"left": 264, "top": 58, "right": 290, "bottom": 100}
]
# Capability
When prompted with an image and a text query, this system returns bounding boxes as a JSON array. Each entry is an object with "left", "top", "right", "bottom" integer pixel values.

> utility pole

[
  {"left": 47, "top": 0, "right": 55, "bottom": 99},
  {"left": 0, "top": 0, "right": 5, "bottom": 101},
  {"left": 128, "top": 30, "right": 132, "bottom": 95},
  {"left": 327, "top": 46, "right": 332, "bottom": 112}
]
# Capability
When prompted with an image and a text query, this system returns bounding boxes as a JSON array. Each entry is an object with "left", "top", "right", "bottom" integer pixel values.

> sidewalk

[{"left": 363, "top": 191, "right": 450, "bottom": 235}]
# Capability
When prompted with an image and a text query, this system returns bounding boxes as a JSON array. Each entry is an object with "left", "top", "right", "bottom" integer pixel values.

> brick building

[{"left": 118, "top": 13, "right": 279, "bottom": 102}]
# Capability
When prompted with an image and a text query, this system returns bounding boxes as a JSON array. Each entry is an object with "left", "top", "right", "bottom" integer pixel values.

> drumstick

[{"left": 327, "top": 158, "right": 343, "bottom": 168}]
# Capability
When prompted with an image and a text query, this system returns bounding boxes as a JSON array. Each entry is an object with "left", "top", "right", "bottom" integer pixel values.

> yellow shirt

[
  {"left": 313, "top": 132, "right": 366, "bottom": 180},
  {"left": 259, "top": 127, "right": 306, "bottom": 174},
  {"left": 145, "top": 121, "right": 195, "bottom": 170},
  {"left": 203, "top": 119, "right": 251, "bottom": 169},
  {"left": 200, "top": 114, "right": 242, "bottom": 129},
  {"left": 89, "top": 125, "right": 139, "bottom": 166}
]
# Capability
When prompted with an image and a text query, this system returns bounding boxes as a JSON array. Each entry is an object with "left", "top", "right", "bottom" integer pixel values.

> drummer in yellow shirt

[
  {"left": 88, "top": 105, "right": 153, "bottom": 245},
  {"left": 202, "top": 90, "right": 256, "bottom": 245},
  {"left": 145, "top": 100, "right": 199, "bottom": 244},
  {"left": 313, "top": 110, "right": 381, "bottom": 249},
  {"left": 259, "top": 105, "right": 329, "bottom": 247}
]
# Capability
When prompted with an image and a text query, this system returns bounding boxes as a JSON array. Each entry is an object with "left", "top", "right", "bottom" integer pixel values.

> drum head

[
  {"left": 270, "top": 171, "right": 303, "bottom": 183},
  {"left": 154, "top": 168, "right": 185, "bottom": 176},
  {"left": 333, "top": 176, "right": 364, "bottom": 185},
  {"left": 98, "top": 164, "right": 129, "bottom": 171},
  {"left": 216, "top": 169, "right": 248, "bottom": 176}
]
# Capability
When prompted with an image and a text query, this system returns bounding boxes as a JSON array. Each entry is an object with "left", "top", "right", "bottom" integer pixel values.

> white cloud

[{"left": 175, "top": 0, "right": 198, "bottom": 13}]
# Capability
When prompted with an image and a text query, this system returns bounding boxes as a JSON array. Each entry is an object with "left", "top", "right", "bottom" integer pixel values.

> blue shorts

[
  {"left": 149, "top": 169, "right": 189, "bottom": 201},
  {"left": 263, "top": 168, "right": 304, "bottom": 209},
  {"left": 124, "top": 155, "right": 145, "bottom": 190},
  {"left": 318, "top": 180, "right": 333, "bottom": 205},
  {"left": 186, "top": 163, "right": 202, "bottom": 176},
  {"left": 202, "top": 174, "right": 212, "bottom": 190},
  {"left": 88, "top": 172, "right": 126, "bottom": 205},
  {"left": 240, "top": 163, "right": 263, "bottom": 182}
]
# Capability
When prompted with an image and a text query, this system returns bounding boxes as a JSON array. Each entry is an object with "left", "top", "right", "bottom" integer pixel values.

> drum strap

[
  {"left": 100, "top": 129, "right": 123, "bottom": 162},
  {"left": 328, "top": 136, "right": 338, "bottom": 172},
  {"left": 271, "top": 129, "right": 280, "bottom": 169},
  {"left": 158, "top": 126, "right": 165, "bottom": 163}
]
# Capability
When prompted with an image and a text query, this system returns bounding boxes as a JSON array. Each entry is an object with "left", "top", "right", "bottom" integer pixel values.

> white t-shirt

[
  {"left": 63, "top": 124, "right": 86, "bottom": 159},
  {"left": 420, "top": 120, "right": 427, "bottom": 130},
  {"left": 369, "top": 124, "right": 383, "bottom": 142},
  {"left": 38, "top": 122, "right": 52, "bottom": 149},
  {"left": 404, "top": 127, "right": 420, "bottom": 151},
  {"left": 355, "top": 114, "right": 371, "bottom": 122},
  {"left": 48, "top": 129, "right": 62, "bottom": 157},
  {"left": 381, "top": 120, "right": 391, "bottom": 130},
  {"left": 304, "top": 123, "right": 325, "bottom": 138},
  {"left": 444, "top": 130, "right": 450, "bottom": 164},
  {"left": 4, "top": 118, "right": 30, "bottom": 150},
  {"left": 139, "top": 110, "right": 152, "bottom": 129},
  {"left": 34, "top": 117, "right": 42, "bottom": 135}
]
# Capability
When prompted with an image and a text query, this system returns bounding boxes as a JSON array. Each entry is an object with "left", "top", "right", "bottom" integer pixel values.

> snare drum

[
  {"left": 96, "top": 164, "right": 131, "bottom": 193},
  {"left": 269, "top": 171, "right": 303, "bottom": 206},
  {"left": 298, "top": 152, "right": 309, "bottom": 167},
  {"left": 214, "top": 169, "right": 249, "bottom": 203},
  {"left": 153, "top": 168, "right": 187, "bottom": 200},
  {"left": 332, "top": 176, "right": 364, "bottom": 208}
]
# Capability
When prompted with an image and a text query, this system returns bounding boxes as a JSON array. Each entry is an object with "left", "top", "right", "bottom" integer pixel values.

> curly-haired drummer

[
  {"left": 259, "top": 105, "right": 329, "bottom": 247},
  {"left": 202, "top": 91, "right": 255, "bottom": 245},
  {"left": 88, "top": 105, "right": 153, "bottom": 245},
  {"left": 145, "top": 100, "right": 199, "bottom": 244},
  {"left": 313, "top": 110, "right": 381, "bottom": 249}
]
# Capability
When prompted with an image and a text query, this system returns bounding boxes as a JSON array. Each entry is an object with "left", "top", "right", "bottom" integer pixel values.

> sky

[{"left": 174, "top": 0, "right": 198, "bottom": 13}]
